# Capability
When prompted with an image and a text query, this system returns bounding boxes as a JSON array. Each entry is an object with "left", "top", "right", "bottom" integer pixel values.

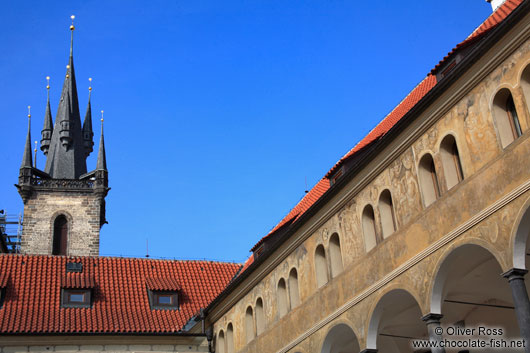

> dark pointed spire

[
  {"left": 44, "top": 15, "right": 87, "bottom": 179},
  {"left": 21, "top": 106, "right": 33, "bottom": 169},
  {"left": 41, "top": 76, "right": 53, "bottom": 155},
  {"left": 82, "top": 78, "right": 94, "bottom": 157},
  {"left": 96, "top": 111, "right": 107, "bottom": 171}
]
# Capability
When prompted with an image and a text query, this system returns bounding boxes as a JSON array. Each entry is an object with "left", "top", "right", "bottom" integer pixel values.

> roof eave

[{"left": 203, "top": 0, "right": 530, "bottom": 320}]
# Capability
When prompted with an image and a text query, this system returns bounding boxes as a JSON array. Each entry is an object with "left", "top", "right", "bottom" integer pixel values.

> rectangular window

[
  {"left": 61, "top": 289, "right": 91, "bottom": 308},
  {"left": 149, "top": 290, "right": 179, "bottom": 310}
]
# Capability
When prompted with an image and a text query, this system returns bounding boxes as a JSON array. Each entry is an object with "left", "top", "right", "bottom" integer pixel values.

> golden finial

[
  {"left": 70, "top": 15, "right": 75, "bottom": 31},
  {"left": 34, "top": 141, "right": 38, "bottom": 168},
  {"left": 101, "top": 110, "right": 104, "bottom": 122},
  {"left": 46, "top": 76, "right": 50, "bottom": 90},
  {"left": 27, "top": 105, "right": 31, "bottom": 118},
  {"left": 89, "top": 77, "right": 92, "bottom": 91}
]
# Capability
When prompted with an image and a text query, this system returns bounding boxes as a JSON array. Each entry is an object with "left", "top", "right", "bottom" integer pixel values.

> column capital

[
  {"left": 502, "top": 268, "right": 528, "bottom": 281},
  {"left": 422, "top": 313, "right": 443, "bottom": 323}
]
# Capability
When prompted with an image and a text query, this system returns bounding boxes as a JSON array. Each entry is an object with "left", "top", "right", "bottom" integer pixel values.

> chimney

[{"left": 486, "top": 0, "right": 506, "bottom": 11}]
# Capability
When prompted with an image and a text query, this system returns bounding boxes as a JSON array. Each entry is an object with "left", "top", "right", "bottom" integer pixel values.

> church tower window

[{"left": 52, "top": 215, "right": 68, "bottom": 256}]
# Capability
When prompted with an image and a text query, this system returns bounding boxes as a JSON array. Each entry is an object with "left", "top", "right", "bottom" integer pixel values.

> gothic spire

[
  {"left": 82, "top": 78, "right": 94, "bottom": 157},
  {"left": 43, "top": 15, "right": 87, "bottom": 179},
  {"left": 96, "top": 112, "right": 107, "bottom": 171},
  {"left": 21, "top": 106, "right": 33, "bottom": 169},
  {"left": 41, "top": 76, "right": 53, "bottom": 155}
]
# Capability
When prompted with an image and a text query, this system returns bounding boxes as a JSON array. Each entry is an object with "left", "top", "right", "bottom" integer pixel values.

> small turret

[
  {"left": 40, "top": 77, "right": 53, "bottom": 155},
  {"left": 21, "top": 106, "right": 33, "bottom": 170},
  {"left": 82, "top": 78, "right": 94, "bottom": 157},
  {"left": 96, "top": 111, "right": 107, "bottom": 172}
]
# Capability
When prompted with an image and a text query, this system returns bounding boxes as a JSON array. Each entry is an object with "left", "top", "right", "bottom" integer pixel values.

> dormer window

[
  {"left": 61, "top": 272, "right": 95, "bottom": 308},
  {"left": 62, "top": 289, "right": 91, "bottom": 308},
  {"left": 330, "top": 167, "right": 344, "bottom": 186},
  {"left": 151, "top": 291, "right": 179, "bottom": 309},
  {"left": 146, "top": 277, "right": 180, "bottom": 310}
]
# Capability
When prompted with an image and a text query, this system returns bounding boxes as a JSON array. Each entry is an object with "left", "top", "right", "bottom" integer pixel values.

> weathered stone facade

[
  {"left": 20, "top": 188, "right": 104, "bottom": 256},
  {"left": 208, "top": 5, "right": 530, "bottom": 353}
]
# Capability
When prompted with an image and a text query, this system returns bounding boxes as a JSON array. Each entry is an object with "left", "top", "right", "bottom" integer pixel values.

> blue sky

[{"left": 0, "top": 1, "right": 493, "bottom": 262}]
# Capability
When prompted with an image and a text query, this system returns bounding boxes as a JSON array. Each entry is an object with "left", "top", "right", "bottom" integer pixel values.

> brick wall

[{"left": 20, "top": 190, "right": 103, "bottom": 256}]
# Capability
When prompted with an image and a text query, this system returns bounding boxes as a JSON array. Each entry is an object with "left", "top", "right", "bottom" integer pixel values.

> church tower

[{"left": 16, "top": 17, "right": 109, "bottom": 256}]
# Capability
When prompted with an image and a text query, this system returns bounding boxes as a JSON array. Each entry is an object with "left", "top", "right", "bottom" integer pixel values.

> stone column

[
  {"left": 422, "top": 313, "right": 446, "bottom": 353},
  {"left": 502, "top": 268, "right": 530, "bottom": 352}
]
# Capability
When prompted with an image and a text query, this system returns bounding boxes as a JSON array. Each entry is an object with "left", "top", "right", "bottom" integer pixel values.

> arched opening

[
  {"left": 513, "top": 204, "right": 530, "bottom": 270},
  {"left": 378, "top": 190, "right": 397, "bottom": 239},
  {"left": 217, "top": 330, "right": 225, "bottom": 353},
  {"left": 367, "top": 289, "right": 428, "bottom": 352},
  {"left": 321, "top": 323, "right": 361, "bottom": 353},
  {"left": 493, "top": 88, "right": 522, "bottom": 148},
  {"left": 440, "top": 135, "right": 464, "bottom": 190},
  {"left": 315, "top": 245, "right": 329, "bottom": 288},
  {"left": 277, "top": 278, "right": 289, "bottom": 318},
  {"left": 245, "top": 306, "right": 255, "bottom": 343},
  {"left": 288, "top": 268, "right": 300, "bottom": 308},
  {"left": 362, "top": 205, "right": 377, "bottom": 252},
  {"left": 52, "top": 215, "right": 68, "bottom": 255},
  {"left": 226, "top": 323, "right": 234, "bottom": 353},
  {"left": 431, "top": 244, "right": 521, "bottom": 348},
  {"left": 329, "top": 233, "right": 343, "bottom": 277},
  {"left": 255, "top": 297, "right": 265, "bottom": 335},
  {"left": 418, "top": 154, "right": 440, "bottom": 207}
]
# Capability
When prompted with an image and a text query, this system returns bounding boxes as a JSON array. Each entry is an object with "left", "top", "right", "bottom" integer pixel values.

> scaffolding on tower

[{"left": 0, "top": 210, "right": 22, "bottom": 253}]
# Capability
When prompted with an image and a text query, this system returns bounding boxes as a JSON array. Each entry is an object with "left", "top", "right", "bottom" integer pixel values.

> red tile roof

[
  {"left": 432, "top": 0, "right": 523, "bottom": 73},
  {"left": 0, "top": 254, "right": 239, "bottom": 334},
  {"left": 0, "top": 272, "right": 8, "bottom": 288},
  {"left": 248, "top": 0, "right": 524, "bottom": 257},
  {"left": 61, "top": 273, "right": 95, "bottom": 289},
  {"left": 146, "top": 276, "right": 181, "bottom": 291},
  {"left": 251, "top": 178, "right": 330, "bottom": 251}
]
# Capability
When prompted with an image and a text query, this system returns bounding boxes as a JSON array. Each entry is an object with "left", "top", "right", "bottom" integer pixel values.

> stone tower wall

[{"left": 21, "top": 190, "right": 102, "bottom": 256}]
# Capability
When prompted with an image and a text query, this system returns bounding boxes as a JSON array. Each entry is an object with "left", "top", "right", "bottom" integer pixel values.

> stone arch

[
  {"left": 288, "top": 267, "right": 300, "bottom": 308},
  {"left": 277, "top": 277, "right": 289, "bottom": 317},
  {"left": 216, "top": 329, "right": 226, "bottom": 353},
  {"left": 366, "top": 288, "right": 427, "bottom": 351},
  {"left": 439, "top": 133, "right": 464, "bottom": 190},
  {"left": 361, "top": 204, "right": 377, "bottom": 252},
  {"left": 328, "top": 233, "right": 343, "bottom": 278},
  {"left": 245, "top": 305, "right": 255, "bottom": 343},
  {"left": 418, "top": 152, "right": 441, "bottom": 207},
  {"left": 430, "top": 241, "right": 507, "bottom": 314},
  {"left": 491, "top": 87, "right": 522, "bottom": 148},
  {"left": 321, "top": 322, "right": 361, "bottom": 353},
  {"left": 378, "top": 189, "right": 397, "bottom": 239},
  {"left": 513, "top": 197, "right": 530, "bottom": 270},
  {"left": 255, "top": 297, "right": 265, "bottom": 335},
  {"left": 428, "top": 241, "right": 521, "bottom": 343},
  {"left": 315, "top": 244, "right": 329, "bottom": 288},
  {"left": 50, "top": 211, "right": 73, "bottom": 256},
  {"left": 226, "top": 323, "right": 234, "bottom": 353}
]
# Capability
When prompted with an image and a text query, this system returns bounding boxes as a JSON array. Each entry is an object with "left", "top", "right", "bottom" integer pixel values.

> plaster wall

[{"left": 213, "top": 22, "right": 530, "bottom": 353}]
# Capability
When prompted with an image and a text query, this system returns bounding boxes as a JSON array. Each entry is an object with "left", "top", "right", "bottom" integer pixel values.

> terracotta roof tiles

[
  {"left": 248, "top": 0, "right": 524, "bottom": 259},
  {"left": 0, "top": 254, "right": 239, "bottom": 334}
]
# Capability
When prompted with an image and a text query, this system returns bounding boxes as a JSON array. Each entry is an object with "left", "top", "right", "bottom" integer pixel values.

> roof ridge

[{"left": 0, "top": 253, "right": 241, "bottom": 265}]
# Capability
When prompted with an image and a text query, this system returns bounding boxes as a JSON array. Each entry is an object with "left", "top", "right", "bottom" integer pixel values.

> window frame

[
  {"left": 61, "top": 288, "right": 92, "bottom": 308},
  {"left": 148, "top": 290, "right": 179, "bottom": 310}
]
